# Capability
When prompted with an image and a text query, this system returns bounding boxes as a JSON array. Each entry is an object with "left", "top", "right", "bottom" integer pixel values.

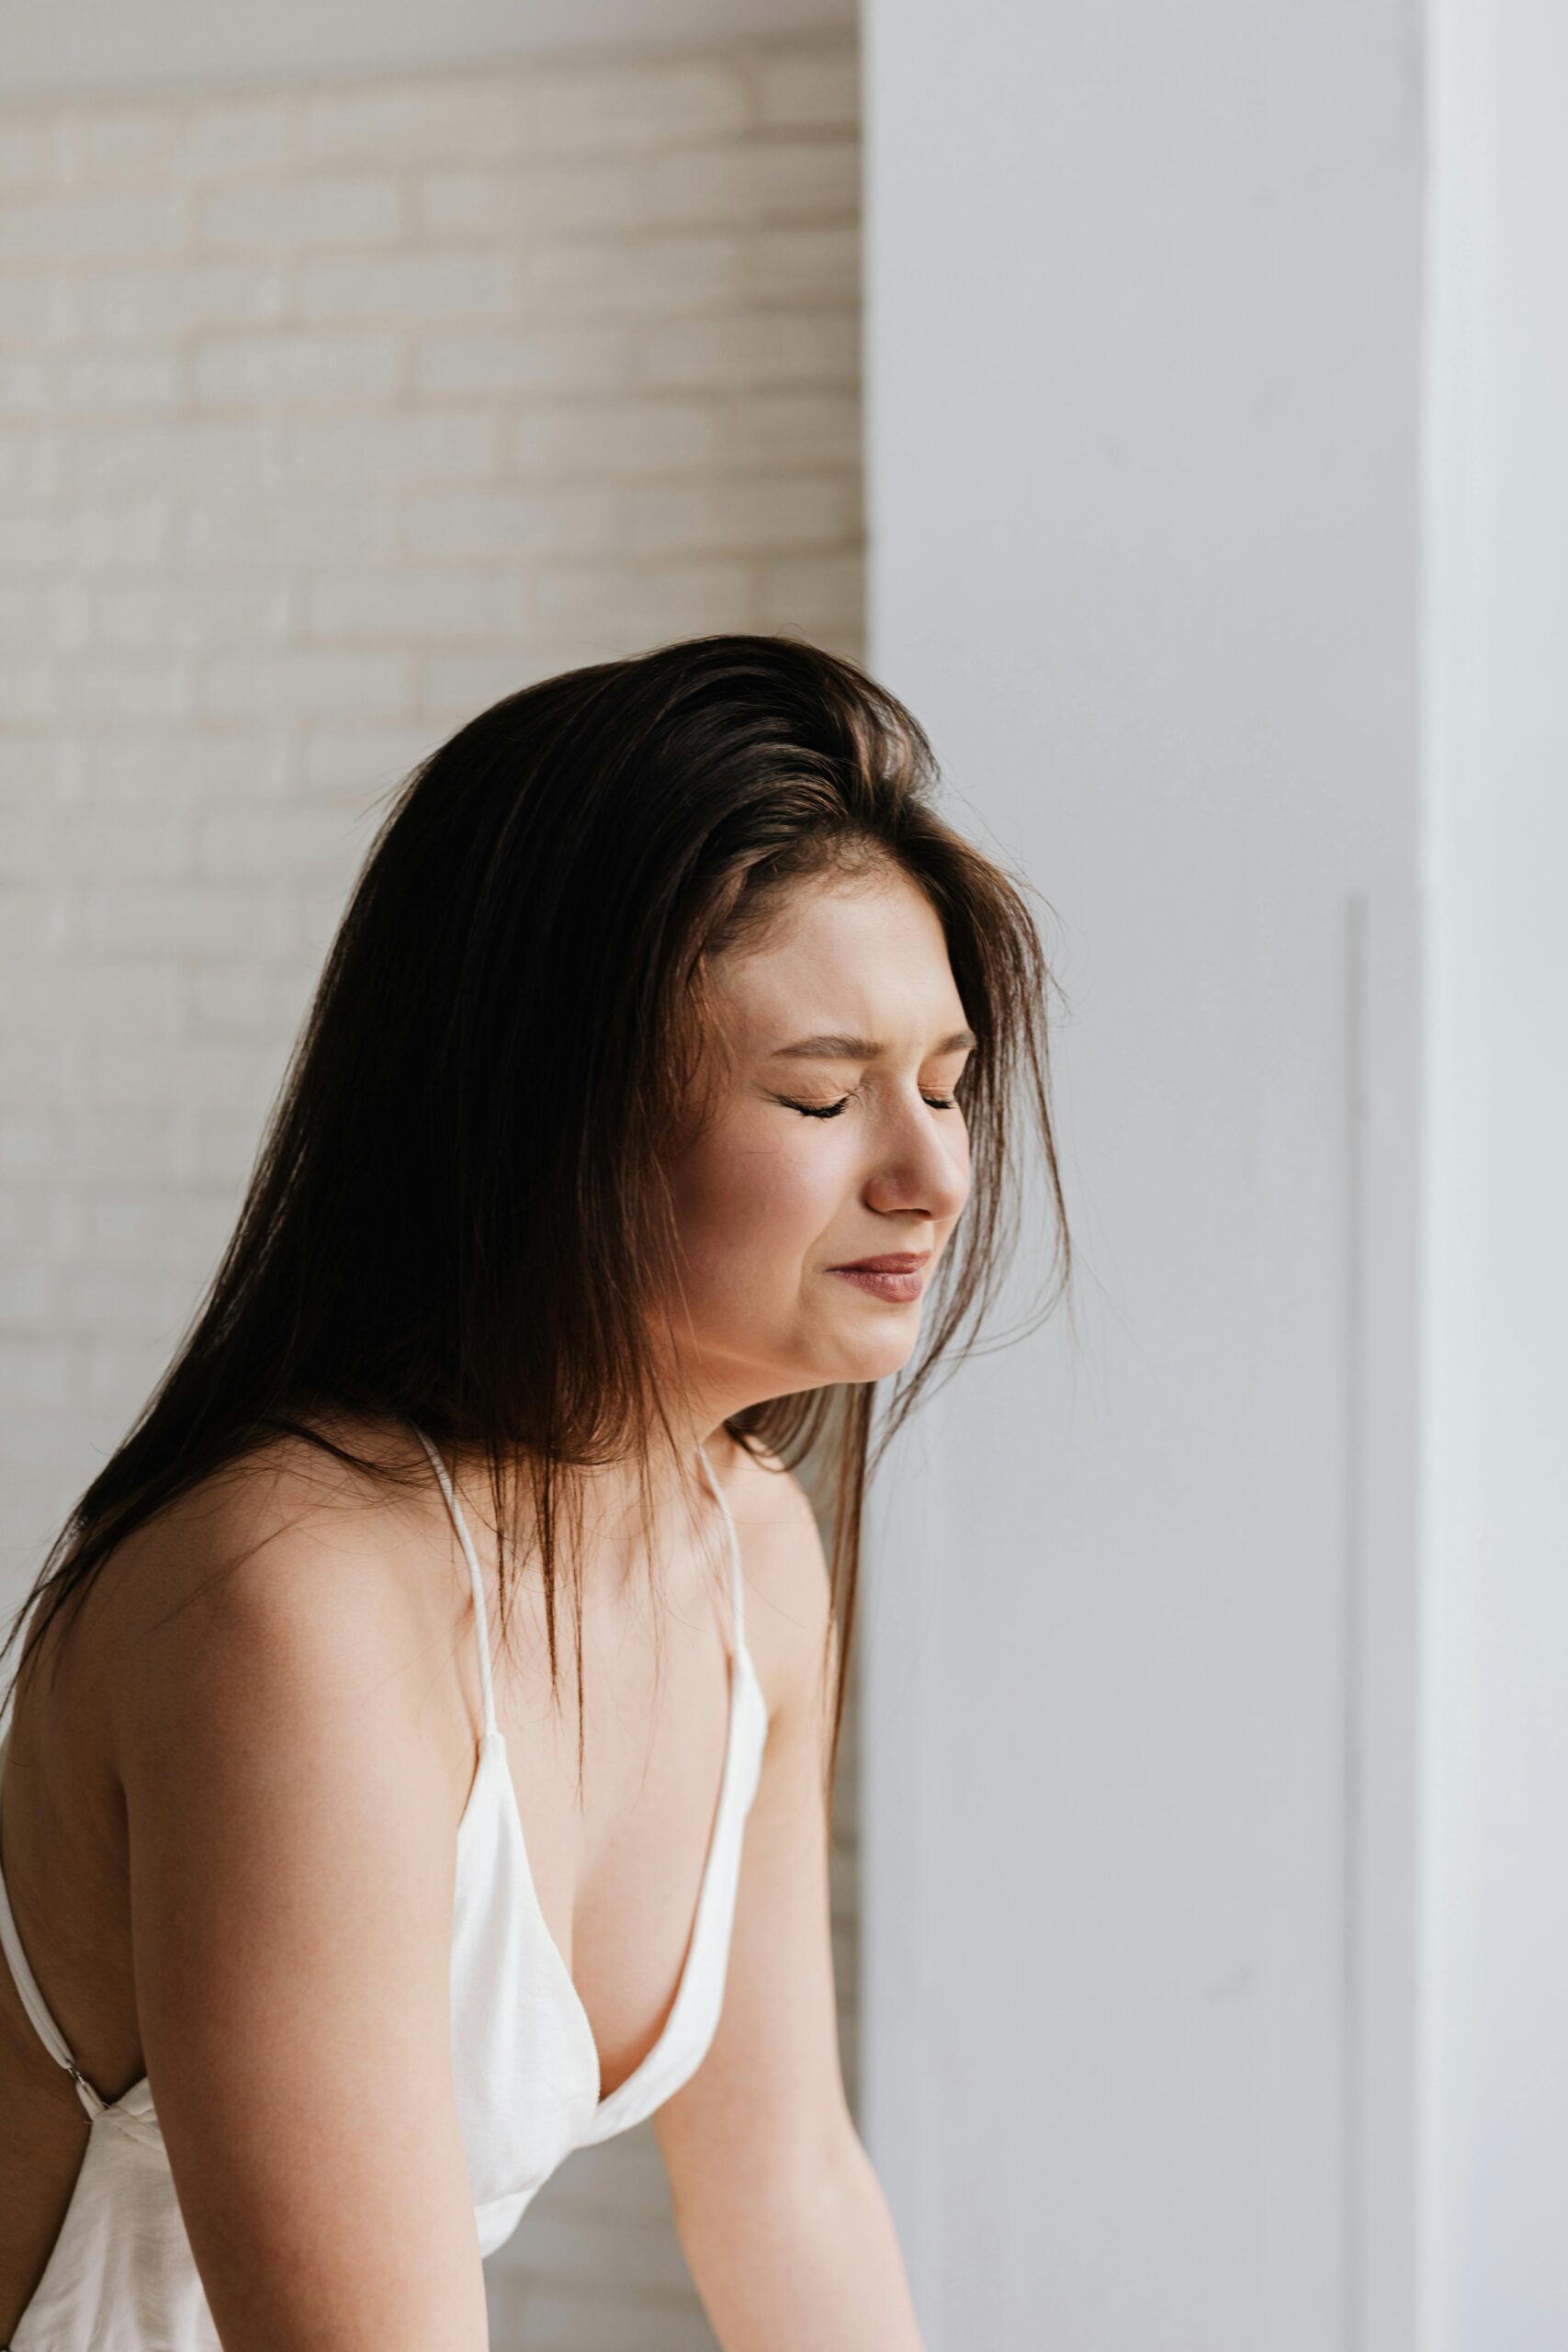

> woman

[{"left": 0, "top": 633, "right": 1068, "bottom": 2348}]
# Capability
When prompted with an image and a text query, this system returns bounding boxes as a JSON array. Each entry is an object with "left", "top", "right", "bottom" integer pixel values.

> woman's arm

[
  {"left": 653, "top": 1455, "right": 926, "bottom": 2350},
  {"left": 110, "top": 1473, "right": 489, "bottom": 2351},
  {"left": 671, "top": 2119, "right": 925, "bottom": 2351}
]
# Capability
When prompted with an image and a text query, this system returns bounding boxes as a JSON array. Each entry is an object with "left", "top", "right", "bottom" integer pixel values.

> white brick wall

[{"left": 0, "top": 37, "right": 861, "bottom": 2349}]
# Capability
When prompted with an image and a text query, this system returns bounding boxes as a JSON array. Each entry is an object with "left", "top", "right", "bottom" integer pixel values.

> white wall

[
  {"left": 862, "top": 5, "right": 1424, "bottom": 2346},
  {"left": 0, "top": 40, "right": 863, "bottom": 1592},
  {"left": 1424, "top": 3, "right": 1568, "bottom": 2346},
  {"left": 1, "top": 0, "right": 854, "bottom": 105}
]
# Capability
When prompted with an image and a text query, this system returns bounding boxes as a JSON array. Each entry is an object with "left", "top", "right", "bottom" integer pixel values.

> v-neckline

[
  {"left": 473, "top": 1623, "right": 760, "bottom": 2117},
  {"left": 435, "top": 1422, "right": 760, "bottom": 2118}
]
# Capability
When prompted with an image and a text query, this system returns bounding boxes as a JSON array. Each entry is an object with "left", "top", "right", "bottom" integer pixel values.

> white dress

[{"left": 0, "top": 1430, "right": 767, "bottom": 2347}]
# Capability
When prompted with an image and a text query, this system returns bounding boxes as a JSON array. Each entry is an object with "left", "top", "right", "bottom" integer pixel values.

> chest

[
  {"left": 489, "top": 1564, "right": 742, "bottom": 2099},
  {"left": 447, "top": 1609, "right": 769, "bottom": 2233}
]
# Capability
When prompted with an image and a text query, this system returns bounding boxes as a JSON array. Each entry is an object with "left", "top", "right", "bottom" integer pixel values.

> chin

[
  {"left": 739, "top": 1317, "right": 922, "bottom": 1396},
  {"left": 829, "top": 1333, "right": 922, "bottom": 1384}
]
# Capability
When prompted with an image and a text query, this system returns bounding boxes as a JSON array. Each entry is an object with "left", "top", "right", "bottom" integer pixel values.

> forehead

[{"left": 708, "top": 866, "right": 964, "bottom": 1046}]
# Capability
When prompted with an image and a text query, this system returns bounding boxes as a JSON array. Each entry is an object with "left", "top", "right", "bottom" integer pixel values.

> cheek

[{"left": 671, "top": 1125, "right": 840, "bottom": 1272}]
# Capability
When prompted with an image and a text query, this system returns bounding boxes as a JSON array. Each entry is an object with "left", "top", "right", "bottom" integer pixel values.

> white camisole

[{"left": 0, "top": 1428, "right": 768, "bottom": 2348}]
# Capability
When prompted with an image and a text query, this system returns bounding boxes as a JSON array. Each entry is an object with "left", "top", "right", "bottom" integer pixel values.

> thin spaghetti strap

[
  {"left": 0, "top": 1733, "right": 107, "bottom": 2119},
  {"left": 416, "top": 1428, "right": 499, "bottom": 1740},
  {"left": 696, "top": 1438, "right": 744, "bottom": 1653}
]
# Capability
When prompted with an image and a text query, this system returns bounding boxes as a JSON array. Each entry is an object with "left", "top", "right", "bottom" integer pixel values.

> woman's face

[{"left": 664, "top": 861, "right": 974, "bottom": 1421}]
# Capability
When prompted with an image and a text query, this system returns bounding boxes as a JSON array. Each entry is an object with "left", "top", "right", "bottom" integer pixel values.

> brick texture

[{"left": 0, "top": 37, "right": 862, "bottom": 2350}]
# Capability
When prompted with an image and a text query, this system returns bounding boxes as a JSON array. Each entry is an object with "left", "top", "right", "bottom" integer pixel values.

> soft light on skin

[{"left": 662, "top": 860, "right": 974, "bottom": 1435}]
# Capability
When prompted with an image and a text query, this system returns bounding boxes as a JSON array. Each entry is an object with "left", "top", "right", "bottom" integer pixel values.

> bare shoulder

[
  {"left": 53, "top": 1418, "right": 493, "bottom": 2342},
  {"left": 82, "top": 1417, "right": 466, "bottom": 1797},
  {"left": 712, "top": 1433, "right": 833, "bottom": 1726}
]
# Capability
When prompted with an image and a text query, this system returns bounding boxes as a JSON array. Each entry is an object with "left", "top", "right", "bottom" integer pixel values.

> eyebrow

[{"left": 766, "top": 1028, "right": 977, "bottom": 1061}]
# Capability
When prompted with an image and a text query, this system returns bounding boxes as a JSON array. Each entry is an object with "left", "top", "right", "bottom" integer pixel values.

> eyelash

[{"left": 778, "top": 1091, "right": 962, "bottom": 1121}]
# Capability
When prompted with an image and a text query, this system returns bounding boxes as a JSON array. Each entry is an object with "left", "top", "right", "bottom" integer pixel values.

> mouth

[{"left": 824, "top": 1250, "right": 931, "bottom": 1303}]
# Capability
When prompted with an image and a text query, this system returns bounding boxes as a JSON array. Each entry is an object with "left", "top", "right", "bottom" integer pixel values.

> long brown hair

[{"left": 1, "top": 632, "right": 1070, "bottom": 1817}]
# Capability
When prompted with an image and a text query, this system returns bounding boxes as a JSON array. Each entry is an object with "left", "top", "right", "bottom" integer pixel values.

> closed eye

[{"left": 778, "top": 1093, "right": 961, "bottom": 1120}]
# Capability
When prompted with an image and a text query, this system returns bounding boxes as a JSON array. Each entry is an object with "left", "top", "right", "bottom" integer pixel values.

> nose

[{"left": 862, "top": 1091, "right": 970, "bottom": 1227}]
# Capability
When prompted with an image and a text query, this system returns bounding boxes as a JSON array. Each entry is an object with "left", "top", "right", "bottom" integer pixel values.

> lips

[
  {"left": 825, "top": 1251, "right": 931, "bottom": 1302},
  {"left": 828, "top": 1252, "right": 931, "bottom": 1272}
]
